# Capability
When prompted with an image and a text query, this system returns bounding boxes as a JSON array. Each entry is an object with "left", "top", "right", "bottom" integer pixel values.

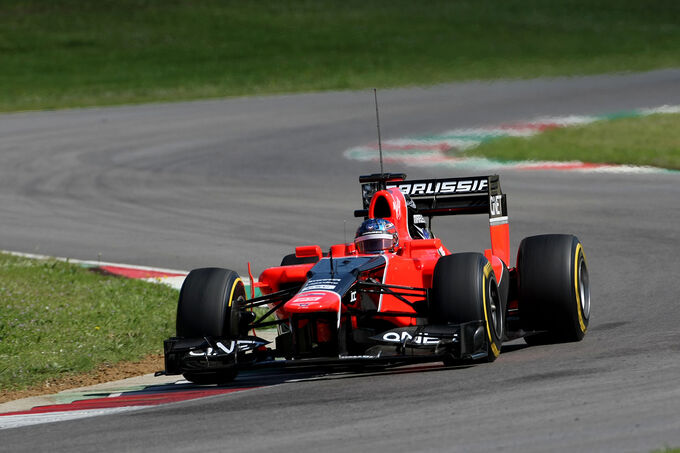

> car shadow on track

[
  {"left": 87, "top": 342, "right": 534, "bottom": 405},
  {"left": 128, "top": 343, "right": 533, "bottom": 397}
]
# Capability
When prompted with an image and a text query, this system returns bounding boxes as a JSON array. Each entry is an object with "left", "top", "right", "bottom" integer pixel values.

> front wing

[{"left": 162, "top": 321, "right": 490, "bottom": 375}]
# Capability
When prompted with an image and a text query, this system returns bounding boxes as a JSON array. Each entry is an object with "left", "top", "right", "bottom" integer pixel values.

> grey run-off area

[{"left": 1, "top": 69, "right": 679, "bottom": 452}]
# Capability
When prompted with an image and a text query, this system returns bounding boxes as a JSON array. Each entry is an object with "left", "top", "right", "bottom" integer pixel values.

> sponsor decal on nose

[{"left": 285, "top": 291, "right": 341, "bottom": 312}]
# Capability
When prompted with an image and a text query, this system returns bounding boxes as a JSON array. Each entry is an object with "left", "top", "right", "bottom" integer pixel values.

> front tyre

[
  {"left": 518, "top": 234, "right": 590, "bottom": 344},
  {"left": 429, "top": 253, "right": 503, "bottom": 363},
  {"left": 176, "top": 267, "right": 246, "bottom": 338},
  {"left": 176, "top": 267, "right": 246, "bottom": 384}
]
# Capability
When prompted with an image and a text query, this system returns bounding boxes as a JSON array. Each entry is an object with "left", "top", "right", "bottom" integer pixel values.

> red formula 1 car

[{"left": 162, "top": 173, "right": 591, "bottom": 384}]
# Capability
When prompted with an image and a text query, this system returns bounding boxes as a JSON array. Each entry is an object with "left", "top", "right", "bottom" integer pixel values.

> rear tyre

[
  {"left": 518, "top": 234, "right": 590, "bottom": 344},
  {"left": 429, "top": 253, "right": 503, "bottom": 363},
  {"left": 176, "top": 267, "right": 246, "bottom": 384}
]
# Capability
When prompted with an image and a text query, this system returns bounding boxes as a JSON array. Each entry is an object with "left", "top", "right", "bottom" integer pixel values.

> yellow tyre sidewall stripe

[
  {"left": 574, "top": 244, "right": 587, "bottom": 333},
  {"left": 228, "top": 277, "right": 243, "bottom": 308},
  {"left": 482, "top": 262, "right": 500, "bottom": 357}
]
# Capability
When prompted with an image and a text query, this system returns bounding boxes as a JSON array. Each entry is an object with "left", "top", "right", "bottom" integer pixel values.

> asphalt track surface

[{"left": 1, "top": 69, "right": 680, "bottom": 452}]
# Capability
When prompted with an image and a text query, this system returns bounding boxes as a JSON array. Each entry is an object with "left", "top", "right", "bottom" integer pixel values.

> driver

[{"left": 354, "top": 218, "right": 399, "bottom": 254}]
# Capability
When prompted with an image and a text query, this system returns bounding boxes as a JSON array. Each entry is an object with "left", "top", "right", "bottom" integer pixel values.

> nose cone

[{"left": 285, "top": 291, "right": 341, "bottom": 313}]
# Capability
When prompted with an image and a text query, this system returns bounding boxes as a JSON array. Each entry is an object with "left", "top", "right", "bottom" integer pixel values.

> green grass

[
  {"left": 0, "top": 253, "right": 178, "bottom": 391},
  {"left": 462, "top": 113, "right": 680, "bottom": 169},
  {"left": 1, "top": 0, "right": 679, "bottom": 111}
]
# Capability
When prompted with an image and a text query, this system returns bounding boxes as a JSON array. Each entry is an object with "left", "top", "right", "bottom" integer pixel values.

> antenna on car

[
  {"left": 355, "top": 91, "right": 406, "bottom": 218},
  {"left": 374, "top": 88, "right": 384, "bottom": 180}
]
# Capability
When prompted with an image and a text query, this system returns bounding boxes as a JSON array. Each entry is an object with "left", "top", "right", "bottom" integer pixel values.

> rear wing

[
  {"left": 356, "top": 173, "right": 507, "bottom": 221},
  {"left": 355, "top": 173, "right": 510, "bottom": 265}
]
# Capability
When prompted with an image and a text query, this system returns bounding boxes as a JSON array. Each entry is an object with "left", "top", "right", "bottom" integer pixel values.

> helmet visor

[{"left": 355, "top": 233, "right": 394, "bottom": 254}]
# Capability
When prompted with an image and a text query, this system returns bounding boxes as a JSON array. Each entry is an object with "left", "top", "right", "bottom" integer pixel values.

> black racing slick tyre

[
  {"left": 176, "top": 267, "right": 246, "bottom": 338},
  {"left": 429, "top": 253, "right": 503, "bottom": 363},
  {"left": 517, "top": 234, "right": 591, "bottom": 344},
  {"left": 176, "top": 268, "right": 246, "bottom": 384}
]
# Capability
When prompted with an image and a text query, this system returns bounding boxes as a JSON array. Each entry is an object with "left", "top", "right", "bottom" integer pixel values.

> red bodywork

[{"left": 254, "top": 186, "right": 510, "bottom": 330}]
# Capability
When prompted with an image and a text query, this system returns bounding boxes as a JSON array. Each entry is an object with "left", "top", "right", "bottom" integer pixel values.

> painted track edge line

[{"left": 1, "top": 250, "right": 255, "bottom": 287}]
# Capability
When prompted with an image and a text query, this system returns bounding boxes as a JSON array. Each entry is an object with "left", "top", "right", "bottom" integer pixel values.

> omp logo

[{"left": 388, "top": 178, "right": 488, "bottom": 196}]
